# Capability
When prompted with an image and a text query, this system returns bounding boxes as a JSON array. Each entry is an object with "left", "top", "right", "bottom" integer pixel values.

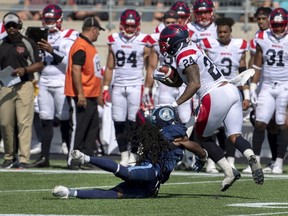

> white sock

[
  {"left": 274, "top": 158, "right": 283, "bottom": 169},
  {"left": 84, "top": 155, "right": 90, "bottom": 163},
  {"left": 243, "top": 149, "right": 255, "bottom": 160},
  {"left": 217, "top": 158, "right": 233, "bottom": 177}
]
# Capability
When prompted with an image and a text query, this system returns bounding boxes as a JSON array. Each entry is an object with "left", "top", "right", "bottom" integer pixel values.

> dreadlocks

[{"left": 127, "top": 123, "right": 171, "bottom": 165}]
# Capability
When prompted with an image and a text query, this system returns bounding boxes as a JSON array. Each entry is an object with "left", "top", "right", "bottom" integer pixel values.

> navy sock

[
  {"left": 252, "top": 128, "right": 265, "bottom": 155},
  {"left": 89, "top": 157, "right": 129, "bottom": 179},
  {"left": 77, "top": 189, "right": 119, "bottom": 199},
  {"left": 201, "top": 141, "right": 225, "bottom": 162},
  {"left": 234, "top": 136, "right": 252, "bottom": 154}
]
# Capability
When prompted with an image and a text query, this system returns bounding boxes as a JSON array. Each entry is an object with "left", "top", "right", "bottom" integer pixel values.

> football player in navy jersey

[{"left": 52, "top": 106, "right": 208, "bottom": 199}]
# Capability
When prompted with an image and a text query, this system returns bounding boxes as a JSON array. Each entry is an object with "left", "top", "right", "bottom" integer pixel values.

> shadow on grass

[{"left": 158, "top": 193, "right": 254, "bottom": 199}]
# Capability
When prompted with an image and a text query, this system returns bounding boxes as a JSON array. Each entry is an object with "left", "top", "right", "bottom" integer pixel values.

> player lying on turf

[{"left": 52, "top": 105, "right": 208, "bottom": 199}]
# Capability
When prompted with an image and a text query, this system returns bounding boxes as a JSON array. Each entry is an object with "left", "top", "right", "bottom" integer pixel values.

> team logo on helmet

[
  {"left": 159, "top": 24, "right": 189, "bottom": 56},
  {"left": 151, "top": 106, "right": 178, "bottom": 128}
]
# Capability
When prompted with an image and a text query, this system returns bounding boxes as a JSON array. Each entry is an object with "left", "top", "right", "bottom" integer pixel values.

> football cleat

[
  {"left": 221, "top": 168, "right": 241, "bottom": 192},
  {"left": 52, "top": 185, "right": 70, "bottom": 199},
  {"left": 71, "top": 150, "right": 85, "bottom": 164},
  {"left": 248, "top": 155, "right": 264, "bottom": 184}
]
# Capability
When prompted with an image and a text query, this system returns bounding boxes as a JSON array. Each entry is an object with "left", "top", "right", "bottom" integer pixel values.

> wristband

[
  {"left": 144, "top": 87, "right": 150, "bottom": 95},
  {"left": 103, "top": 85, "right": 109, "bottom": 91},
  {"left": 243, "top": 89, "right": 250, "bottom": 100},
  {"left": 252, "top": 64, "right": 262, "bottom": 71},
  {"left": 250, "top": 82, "right": 257, "bottom": 92},
  {"left": 172, "top": 101, "right": 178, "bottom": 107}
]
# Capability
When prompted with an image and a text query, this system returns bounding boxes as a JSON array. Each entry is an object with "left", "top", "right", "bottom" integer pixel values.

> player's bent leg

[{"left": 71, "top": 150, "right": 130, "bottom": 180}]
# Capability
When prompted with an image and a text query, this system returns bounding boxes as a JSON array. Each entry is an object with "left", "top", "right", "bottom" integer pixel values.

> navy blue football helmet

[
  {"left": 151, "top": 106, "right": 179, "bottom": 129},
  {"left": 159, "top": 24, "right": 189, "bottom": 56}
]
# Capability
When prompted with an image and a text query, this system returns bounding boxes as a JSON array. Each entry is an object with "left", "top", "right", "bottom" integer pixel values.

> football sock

[
  {"left": 267, "top": 132, "right": 277, "bottom": 161},
  {"left": 276, "top": 128, "right": 288, "bottom": 158},
  {"left": 114, "top": 121, "right": 128, "bottom": 152},
  {"left": 41, "top": 120, "right": 54, "bottom": 158},
  {"left": 252, "top": 128, "right": 265, "bottom": 155},
  {"left": 89, "top": 157, "right": 129, "bottom": 179},
  {"left": 76, "top": 189, "right": 118, "bottom": 199},
  {"left": 201, "top": 141, "right": 225, "bottom": 162},
  {"left": 217, "top": 158, "right": 233, "bottom": 177}
]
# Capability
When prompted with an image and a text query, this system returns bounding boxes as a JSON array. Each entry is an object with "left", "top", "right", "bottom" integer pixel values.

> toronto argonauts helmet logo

[{"left": 158, "top": 107, "right": 174, "bottom": 122}]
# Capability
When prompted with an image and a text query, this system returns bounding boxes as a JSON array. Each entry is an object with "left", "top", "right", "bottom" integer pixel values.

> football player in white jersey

[
  {"left": 155, "top": 24, "right": 264, "bottom": 191},
  {"left": 249, "top": 8, "right": 288, "bottom": 174},
  {"left": 243, "top": 7, "right": 279, "bottom": 174},
  {"left": 199, "top": 17, "right": 250, "bottom": 168},
  {"left": 186, "top": 0, "right": 217, "bottom": 44},
  {"left": 29, "top": 4, "right": 78, "bottom": 167},
  {"left": 154, "top": 1, "right": 191, "bottom": 34},
  {"left": 102, "top": 9, "right": 155, "bottom": 167}
]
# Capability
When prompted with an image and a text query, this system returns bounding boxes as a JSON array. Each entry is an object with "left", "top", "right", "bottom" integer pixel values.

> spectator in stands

[
  {"left": 67, "top": 0, "right": 109, "bottom": 21},
  {"left": 17, "top": 0, "right": 73, "bottom": 21},
  {"left": 263, "top": 0, "right": 288, "bottom": 9}
]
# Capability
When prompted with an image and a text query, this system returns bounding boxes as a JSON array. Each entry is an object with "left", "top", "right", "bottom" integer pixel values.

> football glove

[
  {"left": 102, "top": 89, "right": 111, "bottom": 105},
  {"left": 191, "top": 149, "right": 208, "bottom": 172}
]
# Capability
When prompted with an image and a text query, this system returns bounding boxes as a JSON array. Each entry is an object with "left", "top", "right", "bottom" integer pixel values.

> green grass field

[{"left": 0, "top": 159, "right": 288, "bottom": 216}]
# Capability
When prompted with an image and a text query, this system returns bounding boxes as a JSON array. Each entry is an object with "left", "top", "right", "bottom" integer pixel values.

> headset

[{"left": 3, "top": 12, "right": 23, "bottom": 30}]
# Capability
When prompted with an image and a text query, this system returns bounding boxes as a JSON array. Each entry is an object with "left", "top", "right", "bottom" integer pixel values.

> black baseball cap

[
  {"left": 83, "top": 17, "right": 105, "bottom": 31},
  {"left": 163, "top": 10, "right": 179, "bottom": 20}
]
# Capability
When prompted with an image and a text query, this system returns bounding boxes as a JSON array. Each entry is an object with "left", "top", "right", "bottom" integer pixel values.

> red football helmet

[
  {"left": 269, "top": 8, "right": 288, "bottom": 39},
  {"left": 120, "top": 9, "right": 141, "bottom": 38},
  {"left": 193, "top": 0, "right": 214, "bottom": 27},
  {"left": 170, "top": 1, "right": 191, "bottom": 25},
  {"left": 42, "top": 4, "right": 63, "bottom": 32}
]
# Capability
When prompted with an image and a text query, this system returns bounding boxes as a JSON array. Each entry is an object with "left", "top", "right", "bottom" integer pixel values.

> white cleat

[
  {"left": 221, "top": 168, "right": 241, "bottom": 192},
  {"left": 71, "top": 150, "right": 85, "bottom": 164},
  {"left": 30, "top": 143, "right": 42, "bottom": 155},
  {"left": 52, "top": 185, "right": 70, "bottom": 199},
  {"left": 272, "top": 165, "right": 283, "bottom": 174},
  {"left": 206, "top": 159, "right": 219, "bottom": 174},
  {"left": 242, "top": 166, "right": 252, "bottom": 174}
]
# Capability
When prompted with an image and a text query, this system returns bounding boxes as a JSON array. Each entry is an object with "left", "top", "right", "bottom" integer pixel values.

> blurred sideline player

[
  {"left": 30, "top": 4, "right": 78, "bottom": 167},
  {"left": 186, "top": 0, "right": 217, "bottom": 44},
  {"left": 102, "top": 9, "right": 155, "bottom": 166},
  {"left": 199, "top": 17, "right": 250, "bottom": 169},
  {"left": 154, "top": 1, "right": 191, "bottom": 34},
  {"left": 243, "top": 7, "right": 278, "bottom": 174},
  {"left": 249, "top": 8, "right": 288, "bottom": 174}
]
